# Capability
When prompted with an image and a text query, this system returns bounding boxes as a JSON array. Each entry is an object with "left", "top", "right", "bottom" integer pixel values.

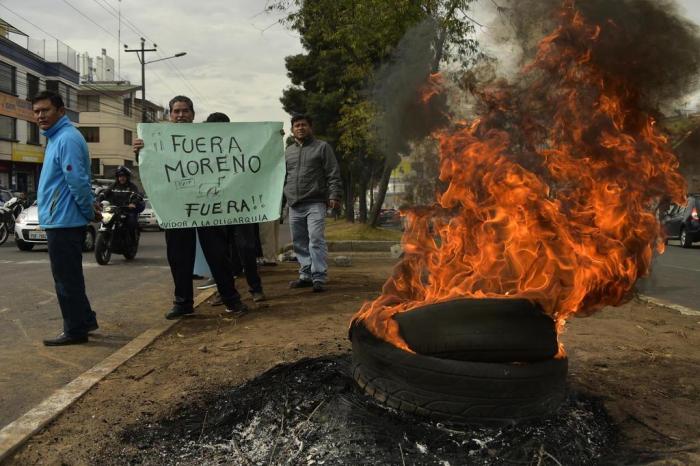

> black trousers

[
  {"left": 165, "top": 226, "right": 241, "bottom": 309},
  {"left": 46, "top": 227, "right": 97, "bottom": 337},
  {"left": 228, "top": 224, "right": 262, "bottom": 293}
]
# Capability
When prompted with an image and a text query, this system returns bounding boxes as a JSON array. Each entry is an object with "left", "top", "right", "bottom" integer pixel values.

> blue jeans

[
  {"left": 46, "top": 227, "right": 97, "bottom": 337},
  {"left": 289, "top": 202, "right": 328, "bottom": 283}
]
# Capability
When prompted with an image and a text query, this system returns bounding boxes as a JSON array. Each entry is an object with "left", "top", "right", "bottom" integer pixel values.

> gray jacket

[{"left": 284, "top": 137, "right": 342, "bottom": 207}]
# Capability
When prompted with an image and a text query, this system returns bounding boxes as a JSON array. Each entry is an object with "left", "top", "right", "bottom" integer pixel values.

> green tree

[{"left": 270, "top": 0, "right": 480, "bottom": 225}]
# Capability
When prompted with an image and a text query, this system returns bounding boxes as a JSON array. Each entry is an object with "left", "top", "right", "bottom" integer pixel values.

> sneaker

[
  {"left": 289, "top": 279, "right": 313, "bottom": 289},
  {"left": 196, "top": 278, "right": 217, "bottom": 290},
  {"left": 165, "top": 306, "right": 194, "bottom": 320},
  {"left": 252, "top": 291, "right": 266, "bottom": 302},
  {"left": 225, "top": 301, "right": 249, "bottom": 317},
  {"left": 312, "top": 281, "right": 326, "bottom": 293}
]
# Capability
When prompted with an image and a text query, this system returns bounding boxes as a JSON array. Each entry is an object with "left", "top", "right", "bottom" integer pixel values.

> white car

[
  {"left": 14, "top": 203, "right": 96, "bottom": 251},
  {"left": 138, "top": 199, "right": 160, "bottom": 230}
]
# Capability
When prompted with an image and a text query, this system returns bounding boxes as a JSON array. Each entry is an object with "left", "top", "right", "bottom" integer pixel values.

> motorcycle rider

[{"left": 98, "top": 166, "right": 145, "bottom": 240}]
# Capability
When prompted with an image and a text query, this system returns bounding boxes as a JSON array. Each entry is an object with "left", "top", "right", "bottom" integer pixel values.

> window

[
  {"left": 27, "top": 74, "right": 39, "bottom": 100},
  {"left": 123, "top": 97, "right": 132, "bottom": 116},
  {"left": 0, "top": 62, "right": 16, "bottom": 95},
  {"left": 78, "top": 126, "right": 100, "bottom": 143},
  {"left": 27, "top": 122, "right": 40, "bottom": 145},
  {"left": 91, "top": 158, "right": 100, "bottom": 175},
  {"left": 46, "top": 81, "right": 77, "bottom": 109},
  {"left": 0, "top": 115, "right": 16, "bottom": 140},
  {"left": 78, "top": 95, "right": 100, "bottom": 112},
  {"left": 123, "top": 129, "right": 133, "bottom": 145}
]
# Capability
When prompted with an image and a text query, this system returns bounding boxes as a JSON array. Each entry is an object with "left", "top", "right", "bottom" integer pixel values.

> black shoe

[
  {"left": 192, "top": 274, "right": 205, "bottom": 280},
  {"left": 86, "top": 322, "right": 99, "bottom": 333},
  {"left": 165, "top": 306, "right": 194, "bottom": 320},
  {"left": 312, "top": 281, "right": 326, "bottom": 293},
  {"left": 208, "top": 292, "right": 224, "bottom": 306},
  {"left": 289, "top": 279, "right": 313, "bottom": 289},
  {"left": 225, "top": 301, "right": 249, "bottom": 317},
  {"left": 43, "top": 332, "right": 88, "bottom": 346}
]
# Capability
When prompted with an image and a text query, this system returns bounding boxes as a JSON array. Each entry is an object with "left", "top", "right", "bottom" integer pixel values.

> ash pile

[{"left": 112, "top": 355, "right": 618, "bottom": 465}]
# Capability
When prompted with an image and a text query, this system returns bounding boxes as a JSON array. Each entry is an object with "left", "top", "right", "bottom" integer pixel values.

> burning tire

[
  {"left": 394, "top": 298, "right": 558, "bottom": 362},
  {"left": 350, "top": 322, "right": 567, "bottom": 426}
]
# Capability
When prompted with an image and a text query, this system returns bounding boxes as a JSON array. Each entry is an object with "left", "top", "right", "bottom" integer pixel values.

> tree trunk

[
  {"left": 369, "top": 170, "right": 375, "bottom": 213},
  {"left": 358, "top": 177, "right": 368, "bottom": 223},
  {"left": 344, "top": 171, "right": 354, "bottom": 222},
  {"left": 369, "top": 154, "right": 400, "bottom": 227}
]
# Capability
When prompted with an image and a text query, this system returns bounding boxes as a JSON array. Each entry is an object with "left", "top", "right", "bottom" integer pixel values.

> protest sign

[{"left": 137, "top": 122, "right": 285, "bottom": 229}]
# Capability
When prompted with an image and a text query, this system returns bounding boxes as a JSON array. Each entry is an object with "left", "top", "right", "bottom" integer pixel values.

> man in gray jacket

[{"left": 284, "top": 114, "right": 342, "bottom": 292}]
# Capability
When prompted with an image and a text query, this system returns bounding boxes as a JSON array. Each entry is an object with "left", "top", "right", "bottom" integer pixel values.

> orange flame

[
  {"left": 420, "top": 72, "right": 444, "bottom": 104},
  {"left": 353, "top": 2, "right": 686, "bottom": 354}
]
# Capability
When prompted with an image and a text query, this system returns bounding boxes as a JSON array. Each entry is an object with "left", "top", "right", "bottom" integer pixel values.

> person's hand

[
  {"left": 128, "top": 203, "right": 136, "bottom": 209},
  {"left": 328, "top": 199, "right": 341, "bottom": 210},
  {"left": 133, "top": 138, "right": 144, "bottom": 155}
]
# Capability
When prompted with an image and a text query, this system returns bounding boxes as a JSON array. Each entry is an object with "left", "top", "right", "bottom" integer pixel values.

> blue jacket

[{"left": 37, "top": 115, "right": 94, "bottom": 228}]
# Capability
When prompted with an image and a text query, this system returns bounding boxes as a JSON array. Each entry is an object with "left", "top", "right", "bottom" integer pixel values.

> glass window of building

[
  {"left": 123, "top": 97, "right": 132, "bottom": 116},
  {"left": 0, "top": 115, "right": 17, "bottom": 140},
  {"left": 27, "top": 122, "right": 40, "bottom": 145},
  {"left": 78, "top": 95, "right": 100, "bottom": 112},
  {"left": 123, "top": 129, "right": 133, "bottom": 145},
  {"left": 78, "top": 126, "right": 100, "bottom": 143},
  {"left": 0, "top": 62, "right": 16, "bottom": 95},
  {"left": 27, "top": 74, "right": 39, "bottom": 100}
]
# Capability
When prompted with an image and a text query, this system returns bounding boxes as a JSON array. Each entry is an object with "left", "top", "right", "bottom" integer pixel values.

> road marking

[{"left": 638, "top": 294, "right": 700, "bottom": 316}]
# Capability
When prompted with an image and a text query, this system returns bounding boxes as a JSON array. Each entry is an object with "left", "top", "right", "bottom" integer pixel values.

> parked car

[
  {"left": 661, "top": 194, "right": 700, "bottom": 248},
  {"left": 138, "top": 198, "right": 160, "bottom": 230},
  {"left": 0, "top": 188, "right": 12, "bottom": 207},
  {"left": 13, "top": 202, "right": 96, "bottom": 251},
  {"left": 378, "top": 208, "right": 401, "bottom": 227}
]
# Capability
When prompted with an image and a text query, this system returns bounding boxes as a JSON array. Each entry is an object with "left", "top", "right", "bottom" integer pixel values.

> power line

[
  {"left": 59, "top": 0, "right": 119, "bottom": 41},
  {"left": 0, "top": 2, "right": 176, "bottom": 101},
  {"left": 86, "top": 0, "right": 208, "bottom": 106}
]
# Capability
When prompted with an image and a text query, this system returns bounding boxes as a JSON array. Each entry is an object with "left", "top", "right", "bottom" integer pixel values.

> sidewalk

[{"left": 5, "top": 252, "right": 700, "bottom": 464}]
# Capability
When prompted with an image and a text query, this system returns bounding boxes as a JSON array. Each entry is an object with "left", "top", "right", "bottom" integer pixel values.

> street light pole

[
  {"left": 124, "top": 39, "right": 186, "bottom": 122},
  {"left": 124, "top": 38, "right": 157, "bottom": 123}
]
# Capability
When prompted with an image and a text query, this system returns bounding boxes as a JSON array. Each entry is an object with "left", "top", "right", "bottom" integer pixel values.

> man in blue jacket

[{"left": 33, "top": 90, "right": 99, "bottom": 346}]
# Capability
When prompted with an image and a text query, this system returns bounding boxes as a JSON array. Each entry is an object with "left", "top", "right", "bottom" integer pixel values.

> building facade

[
  {"left": 0, "top": 19, "right": 80, "bottom": 193},
  {"left": 77, "top": 81, "right": 141, "bottom": 177}
]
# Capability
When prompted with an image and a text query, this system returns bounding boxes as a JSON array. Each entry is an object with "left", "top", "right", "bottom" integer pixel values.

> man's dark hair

[
  {"left": 31, "top": 90, "right": 64, "bottom": 109},
  {"left": 168, "top": 95, "right": 194, "bottom": 114},
  {"left": 291, "top": 113, "right": 312, "bottom": 126},
  {"left": 206, "top": 112, "right": 230, "bottom": 122}
]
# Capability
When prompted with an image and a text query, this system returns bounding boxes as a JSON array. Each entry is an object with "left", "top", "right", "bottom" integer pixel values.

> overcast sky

[{"left": 2, "top": 0, "right": 700, "bottom": 128}]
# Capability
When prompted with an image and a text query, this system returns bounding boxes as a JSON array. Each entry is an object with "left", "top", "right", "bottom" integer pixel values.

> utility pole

[
  {"left": 124, "top": 38, "right": 157, "bottom": 122},
  {"left": 124, "top": 39, "right": 186, "bottom": 123},
  {"left": 117, "top": 0, "right": 121, "bottom": 79}
]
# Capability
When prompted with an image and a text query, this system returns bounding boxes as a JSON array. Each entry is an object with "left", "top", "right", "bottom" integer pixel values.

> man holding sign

[{"left": 133, "top": 95, "right": 261, "bottom": 319}]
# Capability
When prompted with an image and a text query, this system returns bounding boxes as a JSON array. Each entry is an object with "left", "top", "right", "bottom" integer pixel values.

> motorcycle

[
  {"left": 0, "top": 197, "right": 24, "bottom": 246},
  {"left": 95, "top": 194, "right": 142, "bottom": 265}
]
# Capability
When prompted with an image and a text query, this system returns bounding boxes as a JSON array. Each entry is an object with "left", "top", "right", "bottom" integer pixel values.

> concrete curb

[
  {"left": 0, "top": 288, "right": 217, "bottom": 463},
  {"left": 637, "top": 294, "right": 700, "bottom": 317},
  {"left": 283, "top": 240, "right": 399, "bottom": 253}
]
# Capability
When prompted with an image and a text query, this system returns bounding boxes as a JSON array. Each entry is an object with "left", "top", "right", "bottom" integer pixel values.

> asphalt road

[
  {"left": 0, "top": 230, "right": 174, "bottom": 428},
  {"left": 637, "top": 239, "right": 700, "bottom": 310}
]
